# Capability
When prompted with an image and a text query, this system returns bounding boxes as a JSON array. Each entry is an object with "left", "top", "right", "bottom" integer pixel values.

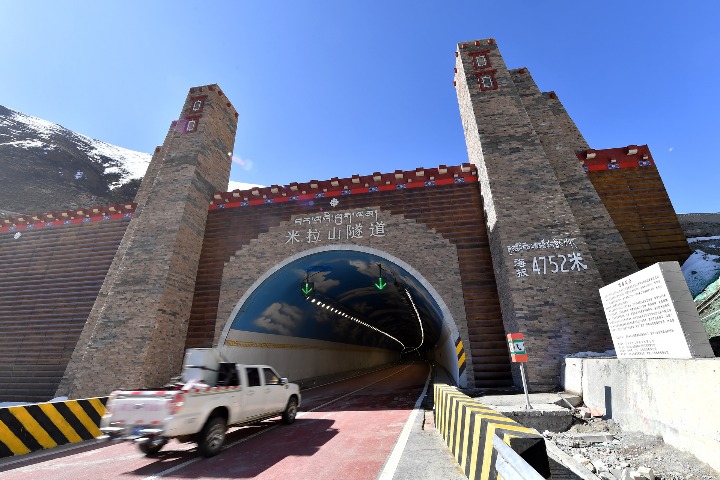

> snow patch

[
  {"left": 688, "top": 235, "right": 720, "bottom": 244},
  {"left": 682, "top": 249, "right": 720, "bottom": 297},
  {"left": 563, "top": 350, "right": 616, "bottom": 358},
  {"left": 0, "top": 139, "right": 46, "bottom": 149}
]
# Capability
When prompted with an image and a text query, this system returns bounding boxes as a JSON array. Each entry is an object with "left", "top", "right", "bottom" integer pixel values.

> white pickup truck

[{"left": 99, "top": 348, "right": 301, "bottom": 457}]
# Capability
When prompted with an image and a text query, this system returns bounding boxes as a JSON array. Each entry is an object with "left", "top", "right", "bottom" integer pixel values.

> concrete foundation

[{"left": 562, "top": 357, "right": 720, "bottom": 473}]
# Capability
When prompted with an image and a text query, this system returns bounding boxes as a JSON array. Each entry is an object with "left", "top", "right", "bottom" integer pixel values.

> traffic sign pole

[
  {"left": 506, "top": 332, "right": 532, "bottom": 410},
  {"left": 519, "top": 363, "right": 532, "bottom": 410}
]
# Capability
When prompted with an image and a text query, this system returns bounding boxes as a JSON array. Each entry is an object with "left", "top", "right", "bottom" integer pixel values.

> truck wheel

[
  {"left": 138, "top": 439, "right": 167, "bottom": 456},
  {"left": 198, "top": 416, "right": 226, "bottom": 457},
  {"left": 282, "top": 397, "right": 298, "bottom": 424}
]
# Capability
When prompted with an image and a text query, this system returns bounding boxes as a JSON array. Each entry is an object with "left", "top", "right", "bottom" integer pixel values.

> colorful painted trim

[{"left": 211, "top": 164, "right": 478, "bottom": 210}]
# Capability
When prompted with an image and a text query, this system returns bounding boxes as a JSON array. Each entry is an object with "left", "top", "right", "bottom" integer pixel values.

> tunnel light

[{"left": 404, "top": 288, "right": 425, "bottom": 354}]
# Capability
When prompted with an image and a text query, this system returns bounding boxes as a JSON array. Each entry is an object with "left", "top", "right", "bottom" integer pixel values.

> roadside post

[{"left": 506, "top": 333, "right": 532, "bottom": 409}]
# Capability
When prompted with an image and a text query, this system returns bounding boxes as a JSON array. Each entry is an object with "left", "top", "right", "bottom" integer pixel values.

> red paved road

[{"left": 0, "top": 363, "right": 429, "bottom": 480}]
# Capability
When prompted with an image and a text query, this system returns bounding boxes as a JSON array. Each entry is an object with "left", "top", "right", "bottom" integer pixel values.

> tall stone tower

[
  {"left": 58, "top": 85, "right": 237, "bottom": 398},
  {"left": 454, "top": 39, "right": 637, "bottom": 389}
]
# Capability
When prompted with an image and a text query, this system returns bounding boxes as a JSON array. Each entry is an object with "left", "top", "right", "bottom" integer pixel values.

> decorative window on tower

[
  {"left": 475, "top": 70, "right": 499, "bottom": 91},
  {"left": 186, "top": 120, "right": 197, "bottom": 132},
  {"left": 192, "top": 100, "right": 202, "bottom": 111},
  {"left": 470, "top": 50, "right": 492, "bottom": 70},
  {"left": 474, "top": 55, "right": 488, "bottom": 69}
]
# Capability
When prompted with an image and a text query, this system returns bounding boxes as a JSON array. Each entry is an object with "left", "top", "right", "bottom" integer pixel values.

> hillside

[{"left": 0, "top": 105, "right": 151, "bottom": 215}]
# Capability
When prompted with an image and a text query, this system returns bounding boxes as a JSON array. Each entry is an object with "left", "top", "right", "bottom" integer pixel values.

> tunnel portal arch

[{"left": 214, "top": 207, "right": 474, "bottom": 386}]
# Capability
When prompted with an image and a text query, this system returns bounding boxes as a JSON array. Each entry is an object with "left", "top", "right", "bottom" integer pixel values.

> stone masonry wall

[
  {"left": 58, "top": 85, "right": 237, "bottom": 398},
  {"left": 214, "top": 208, "right": 475, "bottom": 385},
  {"left": 455, "top": 39, "right": 612, "bottom": 390},
  {"left": 510, "top": 69, "right": 638, "bottom": 285},
  {"left": 189, "top": 180, "right": 514, "bottom": 388}
]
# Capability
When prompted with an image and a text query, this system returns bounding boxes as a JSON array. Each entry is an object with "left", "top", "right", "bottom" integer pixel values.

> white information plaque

[{"left": 599, "top": 262, "right": 713, "bottom": 359}]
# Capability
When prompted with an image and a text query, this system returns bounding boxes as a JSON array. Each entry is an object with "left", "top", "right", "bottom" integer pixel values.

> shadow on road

[{"left": 126, "top": 418, "right": 338, "bottom": 478}]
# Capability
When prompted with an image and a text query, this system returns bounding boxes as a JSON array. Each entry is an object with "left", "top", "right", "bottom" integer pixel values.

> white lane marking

[
  {"left": 377, "top": 366, "right": 431, "bottom": 480},
  {"left": 142, "top": 365, "right": 411, "bottom": 480},
  {"left": 302, "top": 363, "right": 397, "bottom": 391}
]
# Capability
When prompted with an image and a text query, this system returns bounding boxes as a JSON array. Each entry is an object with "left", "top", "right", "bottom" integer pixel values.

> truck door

[
  {"left": 216, "top": 363, "right": 244, "bottom": 424},
  {"left": 262, "top": 367, "right": 286, "bottom": 412},
  {"left": 244, "top": 367, "right": 265, "bottom": 419}
]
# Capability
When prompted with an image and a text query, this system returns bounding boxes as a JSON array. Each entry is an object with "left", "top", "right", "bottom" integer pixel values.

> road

[{"left": 0, "top": 363, "right": 430, "bottom": 480}]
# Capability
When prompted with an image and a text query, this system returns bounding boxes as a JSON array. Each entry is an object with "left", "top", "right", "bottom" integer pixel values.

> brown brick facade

[
  {"left": 455, "top": 39, "right": 613, "bottom": 389},
  {"left": 0, "top": 39, "right": 696, "bottom": 401},
  {"left": 188, "top": 177, "right": 513, "bottom": 388},
  {"left": 57, "top": 85, "right": 237, "bottom": 398}
]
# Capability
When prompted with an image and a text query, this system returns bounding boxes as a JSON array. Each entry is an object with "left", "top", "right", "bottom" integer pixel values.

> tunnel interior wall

[
  {"left": 220, "top": 331, "right": 399, "bottom": 383},
  {"left": 431, "top": 323, "right": 462, "bottom": 385}
]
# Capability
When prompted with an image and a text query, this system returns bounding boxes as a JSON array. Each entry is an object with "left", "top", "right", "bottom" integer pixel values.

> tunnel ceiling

[{"left": 228, "top": 250, "right": 445, "bottom": 353}]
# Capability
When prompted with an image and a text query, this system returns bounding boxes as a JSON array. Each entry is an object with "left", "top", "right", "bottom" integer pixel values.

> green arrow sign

[
  {"left": 375, "top": 277, "right": 387, "bottom": 290},
  {"left": 301, "top": 281, "right": 314, "bottom": 297}
]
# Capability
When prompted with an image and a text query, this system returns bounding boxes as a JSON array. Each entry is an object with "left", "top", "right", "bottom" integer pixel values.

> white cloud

[
  {"left": 227, "top": 180, "right": 265, "bottom": 191},
  {"left": 253, "top": 302, "right": 303, "bottom": 336}
]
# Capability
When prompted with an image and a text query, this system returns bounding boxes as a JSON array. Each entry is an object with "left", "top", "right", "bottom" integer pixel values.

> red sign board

[{"left": 507, "top": 333, "right": 528, "bottom": 363}]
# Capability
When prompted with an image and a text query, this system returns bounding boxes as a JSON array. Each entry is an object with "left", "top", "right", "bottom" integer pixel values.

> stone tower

[
  {"left": 454, "top": 39, "right": 636, "bottom": 389},
  {"left": 57, "top": 85, "right": 238, "bottom": 398}
]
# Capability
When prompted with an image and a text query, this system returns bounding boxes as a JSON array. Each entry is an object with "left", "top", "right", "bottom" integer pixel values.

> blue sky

[{"left": 1, "top": 1, "right": 718, "bottom": 213}]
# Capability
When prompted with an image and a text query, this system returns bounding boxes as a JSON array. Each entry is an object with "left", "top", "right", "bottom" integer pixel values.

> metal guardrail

[{"left": 493, "top": 434, "right": 546, "bottom": 480}]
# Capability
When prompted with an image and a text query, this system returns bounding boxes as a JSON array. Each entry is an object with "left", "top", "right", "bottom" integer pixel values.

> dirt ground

[{"left": 545, "top": 417, "right": 719, "bottom": 480}]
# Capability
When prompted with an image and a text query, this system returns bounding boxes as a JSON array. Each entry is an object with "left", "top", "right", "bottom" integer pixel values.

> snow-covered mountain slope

[
  {"left": 679, "top": 214, "right": 720, "bottom": 299},
  {"left": 0, "top": 105, "right": 151, "bottom": 214}
]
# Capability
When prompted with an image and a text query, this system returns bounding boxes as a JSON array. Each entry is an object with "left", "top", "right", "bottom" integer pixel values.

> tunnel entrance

[{"left": 217, "top": 246, "right": 465, "bottom": 385}]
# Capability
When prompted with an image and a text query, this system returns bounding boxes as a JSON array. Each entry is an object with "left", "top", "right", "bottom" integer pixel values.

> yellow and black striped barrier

[
  {"left": 434, "top": 384, "right": 550, "bottom": 479},
  {"left": 0, "top": 397, "right": 107, "bottom": 458},
  {"left": 455, "top": 337, "right": 466, "bottom": 376}
]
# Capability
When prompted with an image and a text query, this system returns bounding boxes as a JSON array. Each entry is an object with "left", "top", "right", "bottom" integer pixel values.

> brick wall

[
  {"left": 510, "top": 68, "right": 638, "bottom": 285},
  {"left": 455, "top": 39, "right": 613, "bottom": 390},
  {"left": 189, "top": 180, "right": 513, "bottom": 388},
  {"left": 0, "top": 218, "right": 128, "bottom": 402},
  {"left": 57, "top": 85, "right": 237, "bottom": 398}
]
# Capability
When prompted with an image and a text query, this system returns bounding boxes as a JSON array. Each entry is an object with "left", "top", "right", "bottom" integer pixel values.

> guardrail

[
  {"left": 434, "top": 383, "right": 550, "bottom": 479},
  {"left": 0, "top": 397, "right": 107, "bottom": 458},
  {"left": 493, "top": 434, "right": 546, "bottom": 480}
]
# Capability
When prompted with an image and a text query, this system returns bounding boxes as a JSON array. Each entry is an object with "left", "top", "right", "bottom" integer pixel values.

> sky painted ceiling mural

[{"left": 229, "top": 250, "right": 445, "bottom": 353}]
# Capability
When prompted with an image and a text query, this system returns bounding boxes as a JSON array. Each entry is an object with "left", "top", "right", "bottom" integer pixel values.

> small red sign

[{"left": 507, "top": 332, "right": 528, "bottom": 363}]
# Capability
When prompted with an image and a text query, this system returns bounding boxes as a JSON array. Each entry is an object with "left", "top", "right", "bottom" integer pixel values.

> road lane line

[
  {"left": 142, "top": 364, "right": 412, "bottom": 480},
  {"left": 377, "top": 366, "right": 431, "bottom": 480}
]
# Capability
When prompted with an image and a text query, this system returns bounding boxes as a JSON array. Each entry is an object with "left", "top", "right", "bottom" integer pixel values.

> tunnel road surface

[{"left": 0, "top": 363, "right": 431, "bottom": 480}]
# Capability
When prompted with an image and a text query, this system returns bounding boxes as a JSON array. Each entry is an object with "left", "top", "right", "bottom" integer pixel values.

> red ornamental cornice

[
  {"left": 577, "top": 145, "right": 655, "bottom": 172},
  {"left": 0, "top": 203, "right": 136, "bottom": 233},
  {"left": 210, "top": 164, "right": 478, "bottom": 210}
]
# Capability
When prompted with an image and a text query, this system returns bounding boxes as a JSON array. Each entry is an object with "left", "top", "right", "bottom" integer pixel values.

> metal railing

[{"left": 492, "top": 434, "right": 546, "bottom": 480}]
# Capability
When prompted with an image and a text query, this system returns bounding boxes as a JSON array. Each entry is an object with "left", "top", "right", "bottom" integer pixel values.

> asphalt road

[{"left": 0, "top": 363, "right": 431, "bottom": 480}]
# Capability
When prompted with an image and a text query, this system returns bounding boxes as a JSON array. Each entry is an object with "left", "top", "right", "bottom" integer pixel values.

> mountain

[{"left": 0, "top": 105, "right": 151, "bottom": 216}]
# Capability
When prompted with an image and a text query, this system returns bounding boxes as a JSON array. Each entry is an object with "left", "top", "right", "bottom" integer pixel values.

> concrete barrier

[
  {"left": 563, "top": 358, "right": 720, "bottom": 473},
  {"left": 0, "top": 397, "right": 107, "bottom": 458},
  {"left": 434, "top": 383, "right": 550, "bottom": 479}
]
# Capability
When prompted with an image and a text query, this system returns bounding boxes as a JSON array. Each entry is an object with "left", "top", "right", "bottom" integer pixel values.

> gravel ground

[{"left": 545, "top": 417, "right": 719, "bottom": 480}]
